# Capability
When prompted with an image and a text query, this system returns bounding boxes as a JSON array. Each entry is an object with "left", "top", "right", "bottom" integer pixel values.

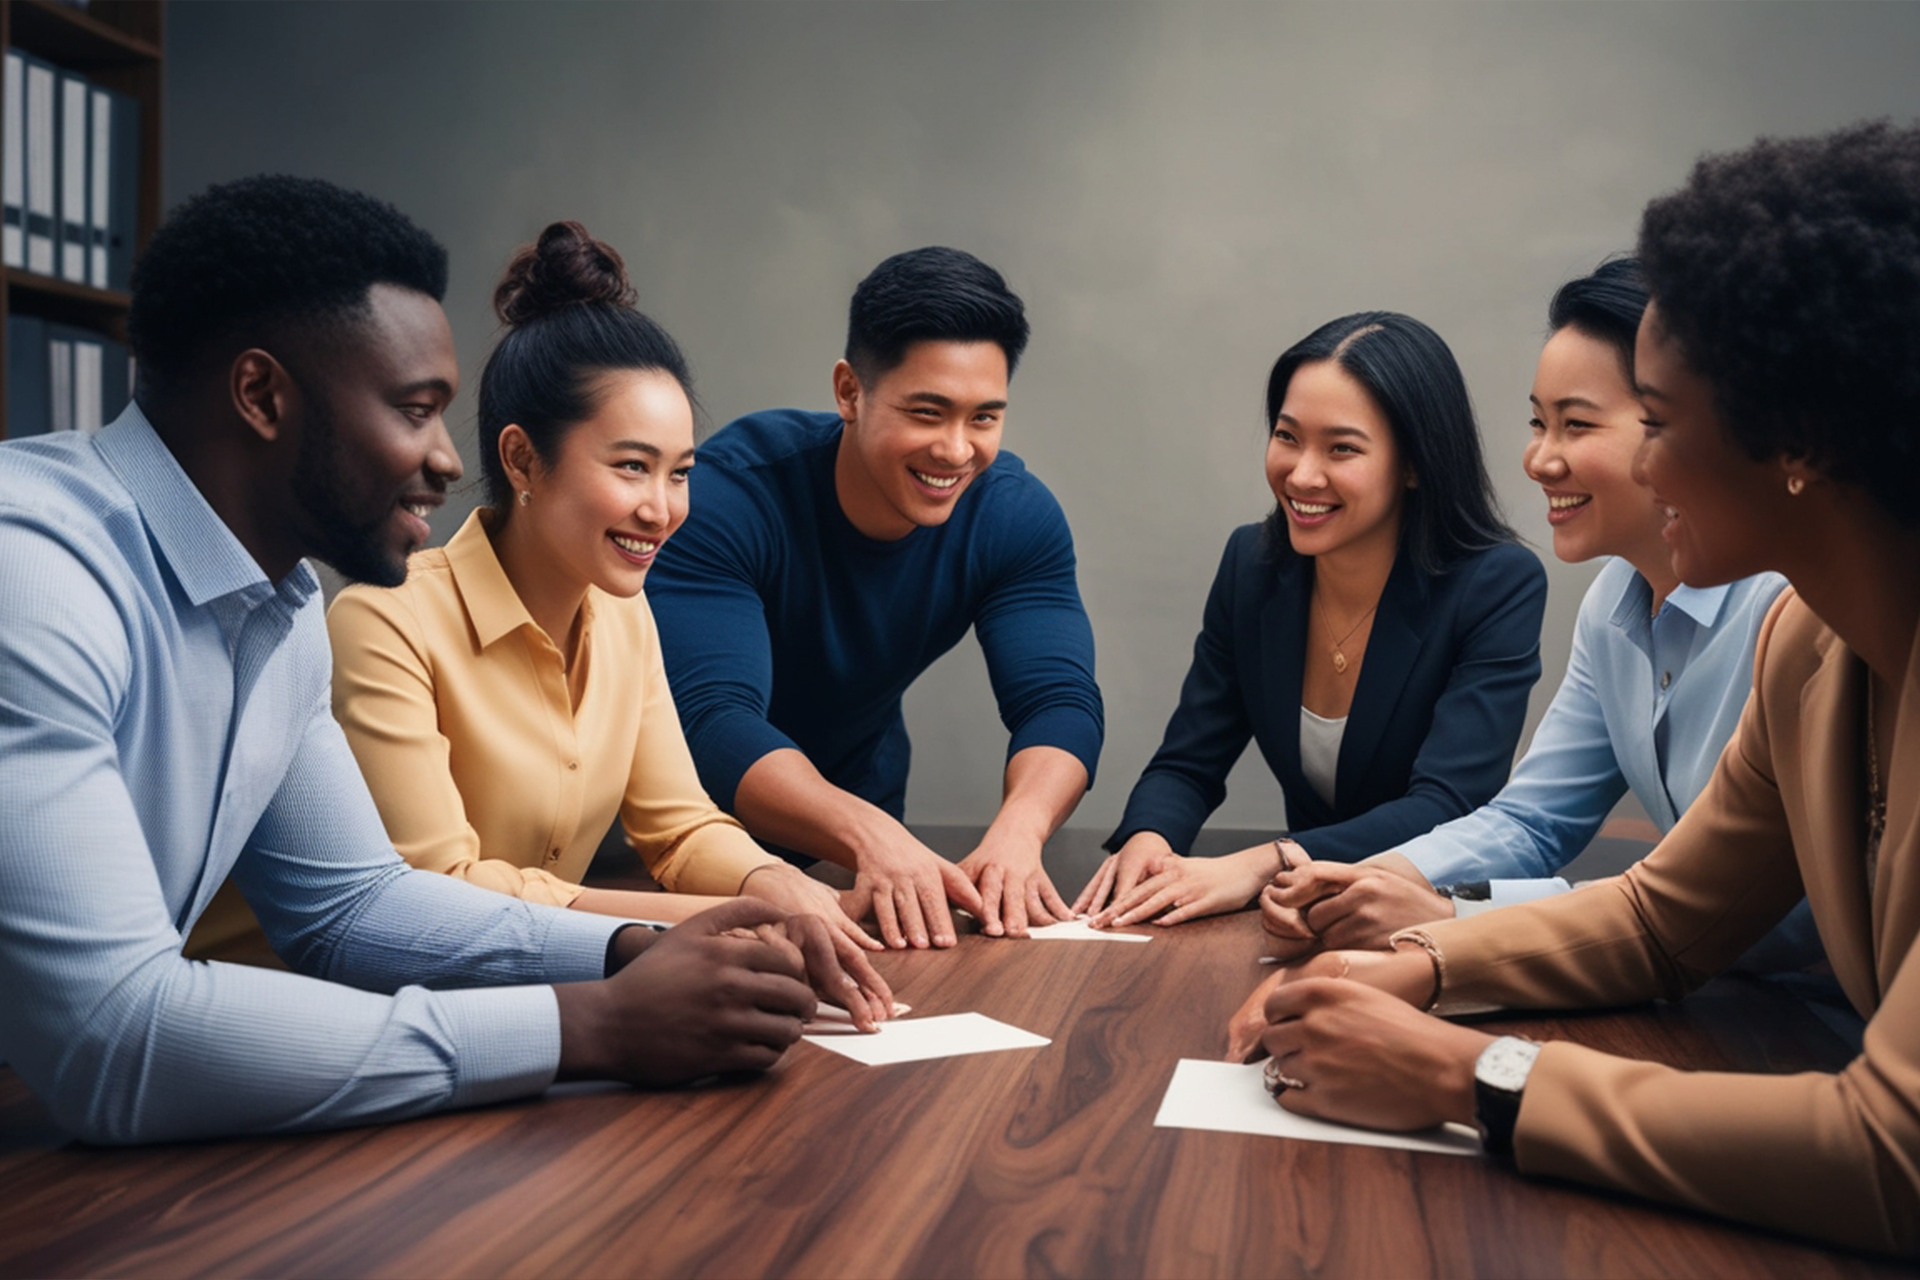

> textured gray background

[{"left": 165, "top": 1, "right": 1920, "bottom": 836}]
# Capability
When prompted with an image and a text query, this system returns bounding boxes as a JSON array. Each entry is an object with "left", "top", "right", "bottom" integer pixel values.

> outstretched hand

[{"left": 959, "top": 830, "right": 1073, "bottom": 938}]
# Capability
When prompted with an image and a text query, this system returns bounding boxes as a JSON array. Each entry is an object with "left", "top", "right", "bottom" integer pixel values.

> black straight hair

[
  {"left": 478, "top": 221, "right": 694, "bottom": 511},
  {"left": 844, "top": 246, "right": 1030, "bottom": 385},
  {"left": 1261, "top": 311, "right": 1516, "bottom": 575},
  {"left": 1546, "top": 257, "right": 1649, "bottom": 381}
]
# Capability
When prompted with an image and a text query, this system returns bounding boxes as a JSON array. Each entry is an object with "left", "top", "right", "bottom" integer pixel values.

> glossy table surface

[{"left": 0, "top": 902, "right": 1904, "bottom": 1279}]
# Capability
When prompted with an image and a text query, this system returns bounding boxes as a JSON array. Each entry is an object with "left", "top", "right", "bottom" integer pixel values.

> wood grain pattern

[{"left": 0, "top": 911, "right": 1902, "bottom": 1279}]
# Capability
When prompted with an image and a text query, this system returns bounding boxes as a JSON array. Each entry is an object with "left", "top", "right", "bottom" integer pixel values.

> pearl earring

[{"left": 518, "top": 490, "right": 531, "bottom": 507}]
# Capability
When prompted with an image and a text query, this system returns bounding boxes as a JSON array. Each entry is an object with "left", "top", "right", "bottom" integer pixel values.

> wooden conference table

[{"left": 0, "top": 853, "right": 1905, "bottom": 1278}]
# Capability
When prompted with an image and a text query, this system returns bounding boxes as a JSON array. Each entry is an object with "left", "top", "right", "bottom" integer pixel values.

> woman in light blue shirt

[{"left": 1261, "top": 260, "right": 1796, "bottom": 958}]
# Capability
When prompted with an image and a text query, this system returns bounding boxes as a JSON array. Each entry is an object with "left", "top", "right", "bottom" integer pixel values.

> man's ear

[
  {"left": 230, "top": 348, "right": 295, "bottom": 443},
  {"left": 831, "top": 359, "right": 864, "bottom": 426}
]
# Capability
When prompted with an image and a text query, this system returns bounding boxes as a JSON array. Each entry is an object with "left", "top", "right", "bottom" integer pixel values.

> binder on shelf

[
  {"left": 31, "top": 322, "right": 129, "bottom": 436},
  {"left": 23, "top": 52, "right": 56, "bottom": 276},
  {"left": 6, "top": 313, "right": 50, "bottom": 437},
  {"left": 58, "top": 69, "right": 90, "bottom": 284},
  {"left": 4, "top": 52, "right": 23, "bottom": 269},
  {"left": 95, "top": 84, "right": 137, "bottom": 291}
]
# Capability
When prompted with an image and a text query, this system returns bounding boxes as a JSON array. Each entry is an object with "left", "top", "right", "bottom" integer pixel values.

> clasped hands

[{"left": 1222, "top": 944, "right": 1490, "bottom": 1133}]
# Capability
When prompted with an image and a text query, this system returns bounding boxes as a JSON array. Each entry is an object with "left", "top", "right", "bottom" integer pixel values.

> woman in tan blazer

[{"left": 1225, "top": 119, "right": 1920, "bottom": 1258}]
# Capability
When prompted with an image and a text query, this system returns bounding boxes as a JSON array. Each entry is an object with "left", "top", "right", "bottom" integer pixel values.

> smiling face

[
  {"left": 1266, "top": 359, "right": 1410, "bottom": 564},
  {"left": 1631, "top": 302, "right": 1797, "bottom": 586},
  {"left": 288, "top": 283, "right": 462, "bottom": 588},
  {"left": 832, "top": 339, "right": 1007, "bottom": 541},
  {"left": 1523, "top": 326, "right": 1667, "bottom": 571},
  {"left": 511, "top": 369, "right": 695, "bottom": 599}
]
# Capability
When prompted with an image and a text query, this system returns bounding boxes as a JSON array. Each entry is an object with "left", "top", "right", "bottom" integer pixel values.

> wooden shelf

[{"left": 11, "top": 0, "right": 160, "bottom": 66}]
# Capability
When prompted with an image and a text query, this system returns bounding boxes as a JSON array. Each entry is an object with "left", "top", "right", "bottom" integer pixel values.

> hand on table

[
  {"left": 842, "top": 835, "right": 985, "bottom": 950},
  {"left": 556, "top": 897, "right": 816, "bottom": 1086},
  {"left": 1225, "top": 947, "right": 1437, "bottom": 1063},
  {"left": 732, "top": 909, "right": 896, "bottom": 1033},
  {"left": 1078, "top": 833, "right": 1279, "bottom": 929},
  {"left": 958, "top": 829, "right": 1073, "bottom": 938},
  {"left": 1250, "top": 975, "right": 1492, "bottom": 1132},
  {"left": 1262, "top": 851, "right": 1454, "bottom": 955},
  {"left": 739, "top": 866, "right": 894, "bottom": 1022}
]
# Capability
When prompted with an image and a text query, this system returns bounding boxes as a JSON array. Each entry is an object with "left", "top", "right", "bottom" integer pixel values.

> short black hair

[
  {"left": 1638, "top": 119, "right": 1920, "bottom": 528},
  {"left": 844, "top": 246, "right": 1030, "bottom": 384},
  {"left": 1262, "top": 311, "right": 1516, "bottom": 575},
  {"left": 128, "top": 174, "right": 448, "bottom": 405},
  {"left": 478, "top": 220, "right": 694, "bottom": 511},
  {"left": 1547, "top": 256, "right": 1648, "bottom": 382}
]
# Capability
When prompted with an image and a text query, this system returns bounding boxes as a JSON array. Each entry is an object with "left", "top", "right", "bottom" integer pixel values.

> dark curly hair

[
  {"left": 845, "top": 246, "right": 1030, "bottom": 385},
  {"left": 478, "top": 220, "right": 694, "bottom": 512},
  {"left": 1638, "top": 119, "right": 1920, "bottom": 528},
  {"left": 128, "top": 174, "right": 448, "bottom": 405}
]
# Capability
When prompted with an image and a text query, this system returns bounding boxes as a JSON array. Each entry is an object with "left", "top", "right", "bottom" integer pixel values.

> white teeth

[
  {"left": 1289, "top": 499, "right": 1335, "bottom": 516},
  {"left": 911, "top": 469, "right": 962, "bottom": 490},
  {"left": 611, "top": 534, "right": 658, "bottom": 555},
  {"left": 1548, "top": 495, "right": 1591, "bottom": 510},
  {"left": 403, "top": 503, "right": 432, "bottom": 519}
]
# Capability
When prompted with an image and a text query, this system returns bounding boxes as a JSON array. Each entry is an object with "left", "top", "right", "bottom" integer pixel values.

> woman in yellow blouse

[{"left": 328, "top": 221, "right": 888, "bottom": 1004}]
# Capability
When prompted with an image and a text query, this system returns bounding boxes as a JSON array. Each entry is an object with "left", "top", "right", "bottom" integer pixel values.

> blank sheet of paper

[
  {"left": 1024, "top": 918, "right": 1152, "bottom": 942},
  {"left": 1153, "top": 1059, "right": 1481, "bottom": 1156},
  {"left": 803, "top": 1012, "right": 1049, "bottom": 1065}
]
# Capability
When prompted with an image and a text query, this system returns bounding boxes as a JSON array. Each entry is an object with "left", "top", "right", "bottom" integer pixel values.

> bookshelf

[{"left": 0, "top": 0, "right": 161, "bottom": 439}]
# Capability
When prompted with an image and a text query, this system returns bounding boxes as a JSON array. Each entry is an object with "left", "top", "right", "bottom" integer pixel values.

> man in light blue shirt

[{"left": 0, "top": 176, "right": 848, "bottom": 1145}]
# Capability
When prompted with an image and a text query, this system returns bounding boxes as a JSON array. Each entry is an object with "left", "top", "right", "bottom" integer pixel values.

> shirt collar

[
  {"left": 1606, "top": 560, "right": 1730, "bottom": 631},
  {"left": 93, "top": 402, "right": 316, "bottom": 612},
  {"left": 443, "top": 507, "right": 549, "bottom": 649}
]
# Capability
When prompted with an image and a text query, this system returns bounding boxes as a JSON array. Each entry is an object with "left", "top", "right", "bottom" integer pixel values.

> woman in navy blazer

[{"left": 1077, "top": 311, "right": 1547, "bottom": 927}]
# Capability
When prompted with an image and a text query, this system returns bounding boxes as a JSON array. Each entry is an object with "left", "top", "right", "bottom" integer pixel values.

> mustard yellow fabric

[
  {"left": 1424, "top": 589, "right": 1920, "bottom": 1257},
  {"left": 326, "top": 509, "right": 779, "bottom": 905}
]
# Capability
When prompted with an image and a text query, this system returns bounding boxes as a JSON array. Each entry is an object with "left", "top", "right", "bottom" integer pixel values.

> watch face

[{"left": 1476, "top": 1036, "right": 1541, "bottom": 1093}]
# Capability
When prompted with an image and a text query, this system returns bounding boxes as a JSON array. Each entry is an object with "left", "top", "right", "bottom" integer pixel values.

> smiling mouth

[
  {"left": 1547, "top": 494, "right": 1591, "bottom": 511},
  {"left": 911, "top": 468, "right": 964, "bottom": 492},
  {"left": 610, "top": 533, "right": 659, "bottom": 557},
  {"left": 1287, "top": 497, "right": 1337, "bottom": 517}
]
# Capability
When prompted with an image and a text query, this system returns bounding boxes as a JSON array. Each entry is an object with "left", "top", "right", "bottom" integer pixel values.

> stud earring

[
  {"left": 518, "top": 490, "right": 531, "bottom": 507},
  {"left": 1787, "top": 475, "right": 1805, "bottom": 496}
]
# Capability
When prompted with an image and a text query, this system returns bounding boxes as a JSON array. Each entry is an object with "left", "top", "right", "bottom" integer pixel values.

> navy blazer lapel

[
  {"left": 1261, "top": 554, "right": 1313, "bottom": 806},
  {"left": 1337, "top": 554, "right": 1423, "bottom": 812}
]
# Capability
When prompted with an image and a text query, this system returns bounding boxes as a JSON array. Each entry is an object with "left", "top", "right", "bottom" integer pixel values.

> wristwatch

[{"left": 1473, "top": 1035, "right": 1541, "bottom": 1163}]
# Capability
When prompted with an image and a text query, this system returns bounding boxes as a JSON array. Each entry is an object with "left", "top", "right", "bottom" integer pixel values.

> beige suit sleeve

[
  {"left": 327, "top": 587, "right": 583, "bottom": 908},
  {"left": 619, "top": 599, "right": 780, "bottom": 896},
  {"left": 1421, "top": 601, "right": 1920, "bottom": 1256}
]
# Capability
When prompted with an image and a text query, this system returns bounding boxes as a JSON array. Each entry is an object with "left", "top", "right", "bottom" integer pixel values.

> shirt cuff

[
  {"left": 537, "top": 907, "right": 628, "bottom": 983},
  {"left": 1452, "top": 878, "right": 1573, "bottom": 917},
  {"left": 439, "top": 984, "right": 563, "bottom": 1110}
]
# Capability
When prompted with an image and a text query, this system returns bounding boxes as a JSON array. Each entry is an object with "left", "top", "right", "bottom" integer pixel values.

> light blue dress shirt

[
  {"left": 1397, "top": 558, "right": 1786, "bottom": 887},
  {"left": 0, "top": 406, "right": 624, "bottom": 1144}
]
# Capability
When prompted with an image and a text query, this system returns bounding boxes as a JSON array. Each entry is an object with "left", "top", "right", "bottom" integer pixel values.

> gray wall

[{"left": 167, "top": 1, "right": 1920, "bottom": 833}]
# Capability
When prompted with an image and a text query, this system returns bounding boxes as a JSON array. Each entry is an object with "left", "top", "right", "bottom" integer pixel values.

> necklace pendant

[{"left": 1331, "top": 649, "right": 1347, "bottom": 674}]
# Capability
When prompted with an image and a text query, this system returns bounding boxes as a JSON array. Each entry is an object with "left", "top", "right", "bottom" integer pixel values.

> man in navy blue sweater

[{"left": 648, "top": 248, "right": 1103, "bottom": 949}]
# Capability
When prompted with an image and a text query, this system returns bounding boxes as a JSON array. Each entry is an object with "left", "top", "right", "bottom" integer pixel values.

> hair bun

[{"left": 493, "top": 220, "right": 636, "bottom": 326}]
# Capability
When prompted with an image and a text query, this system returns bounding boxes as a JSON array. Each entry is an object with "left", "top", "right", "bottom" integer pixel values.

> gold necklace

[
  {"left": 1315, "top": 594, "right": 1377, "bottom": 675},
  {"left": 1867, "top": 681, "right": 1886, "bottom": 890}
]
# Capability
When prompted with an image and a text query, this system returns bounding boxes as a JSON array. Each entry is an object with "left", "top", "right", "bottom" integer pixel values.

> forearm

[
  {"left": 569, "top": 887, "right": 730, "bottom": 923},
  {"left": 984, "top": 745, "right": 1088, "bottom": 853},
  {"left": 733, "top": 747, "right": 908, "bottom": 870}
]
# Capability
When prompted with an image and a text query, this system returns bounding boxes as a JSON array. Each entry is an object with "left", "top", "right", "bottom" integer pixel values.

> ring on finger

[{"left": 1262, "top": 1058, "right": 1308, "bottom": 1095}]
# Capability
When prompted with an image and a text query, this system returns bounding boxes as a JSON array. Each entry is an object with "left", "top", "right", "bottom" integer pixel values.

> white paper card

[
  {"left": 1153, "top": 1059, "right": 1481, "bottom": 1156},
  {"left": 803, "top": 1012, "right": 1048, "bottom": 1065},
  {"left": 1024, "top": 917, "right": 1151, "bottom": 943}
]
